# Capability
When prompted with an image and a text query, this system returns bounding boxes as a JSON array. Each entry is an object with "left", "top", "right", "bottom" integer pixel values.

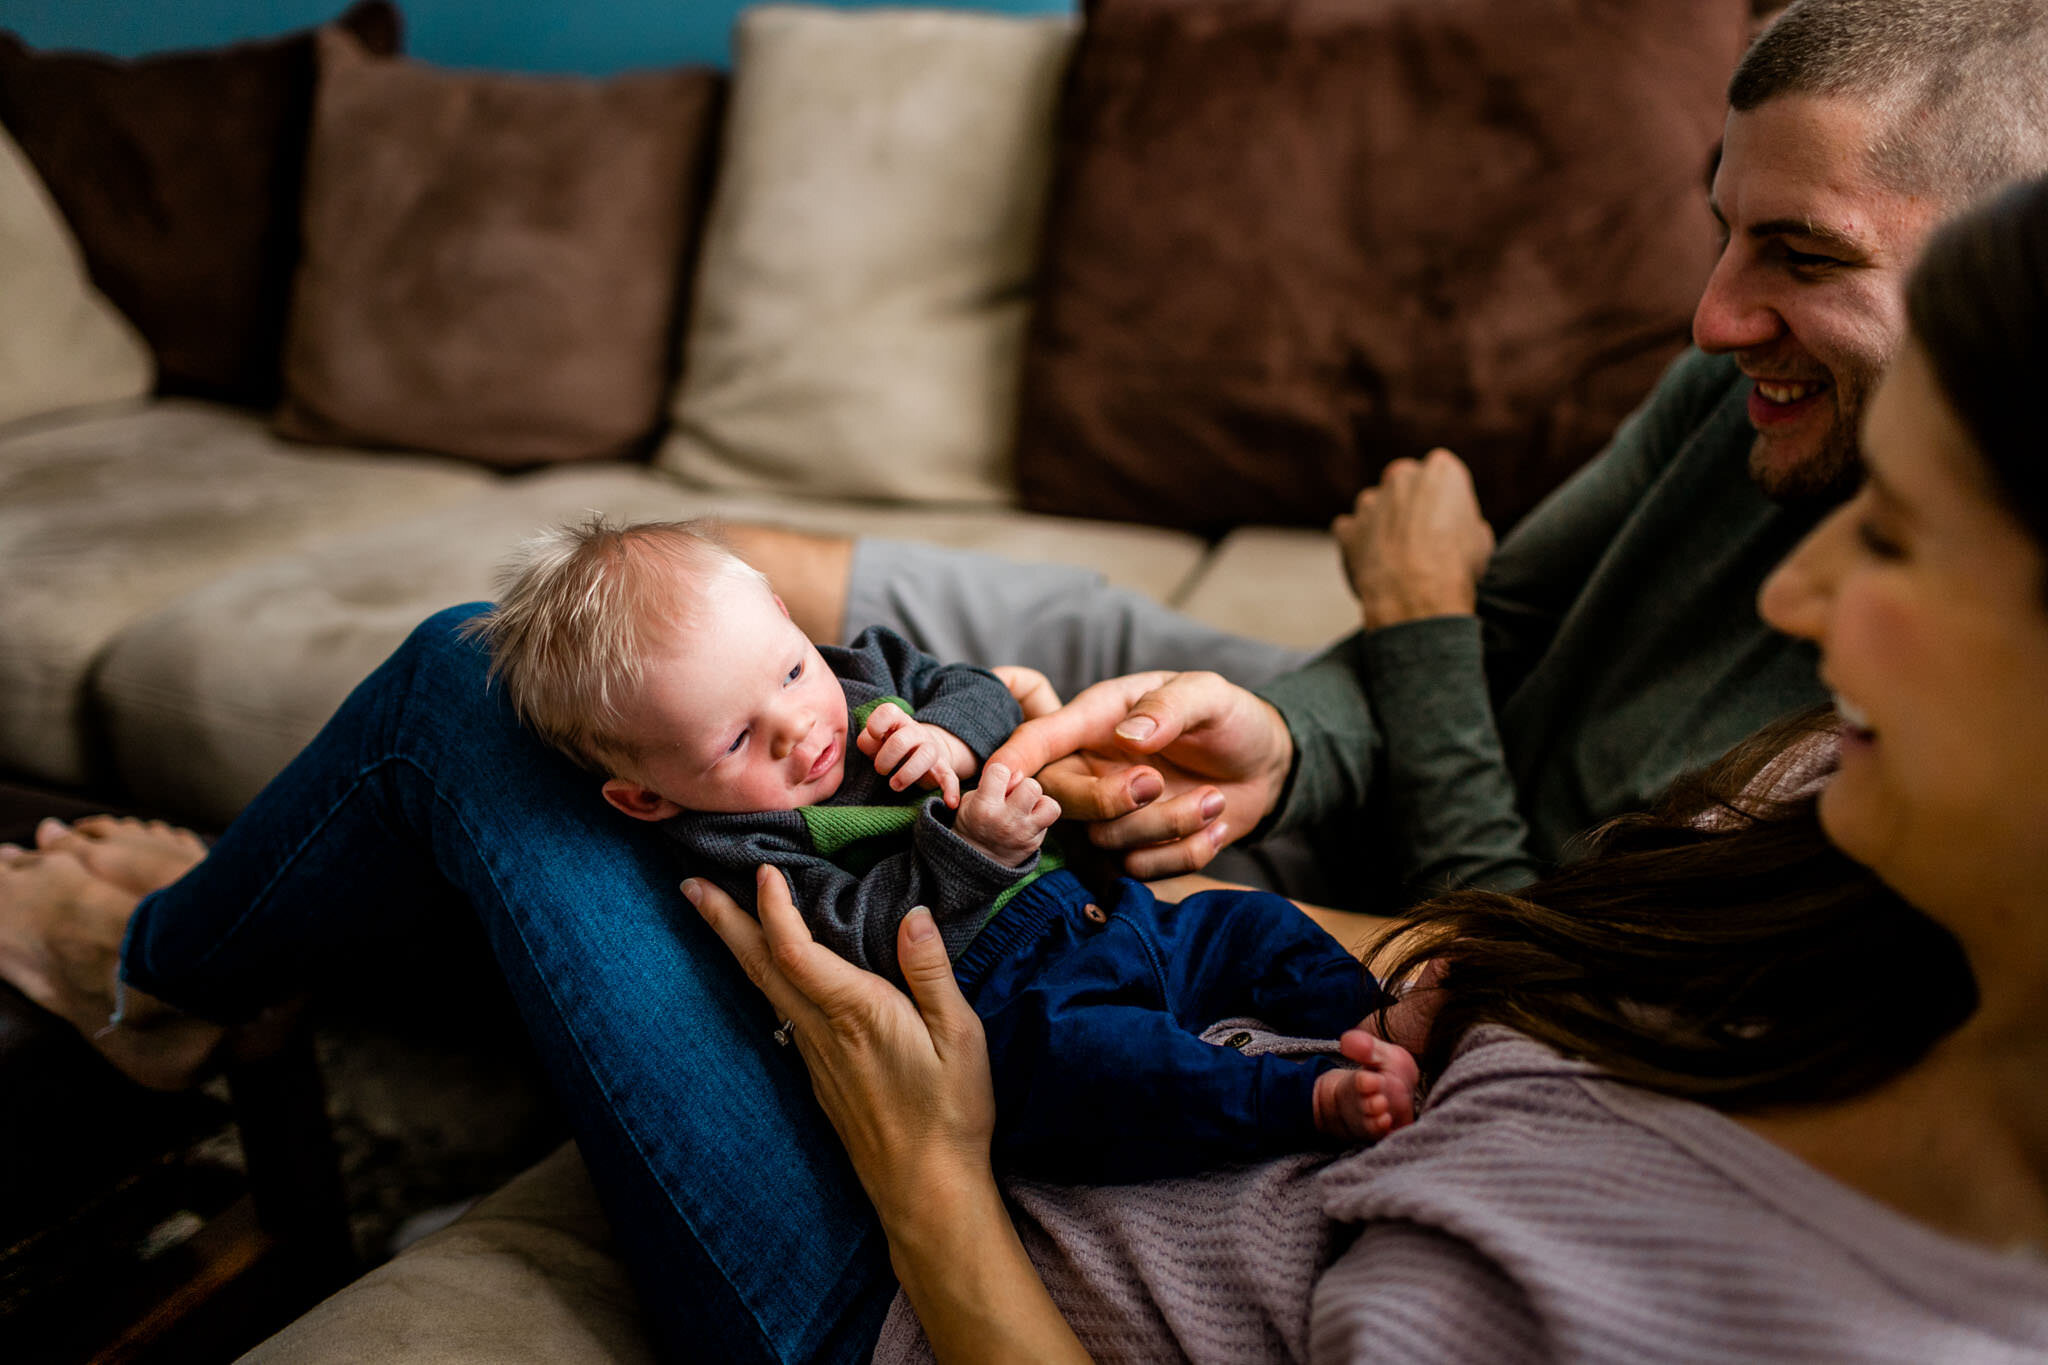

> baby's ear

[
  {"left": 602, "top": 778, "right": 683, "bottom": 822},
  {"left": 772, "top": 592, "right": 791, "bottom": 620}
]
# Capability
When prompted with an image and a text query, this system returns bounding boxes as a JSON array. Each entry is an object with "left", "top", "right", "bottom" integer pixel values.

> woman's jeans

[{"left": 119, "top": 606, "right": 896, "bottom": 1364}]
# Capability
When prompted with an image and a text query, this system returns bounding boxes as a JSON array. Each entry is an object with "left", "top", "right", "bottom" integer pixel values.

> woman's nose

[{"left": 1759, "top": 506, "right": 1847, "bottom": 644}]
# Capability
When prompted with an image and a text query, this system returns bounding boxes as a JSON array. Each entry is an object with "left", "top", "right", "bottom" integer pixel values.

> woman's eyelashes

[{"left": 1854, "top": 516, "right": 1905, "bottom": 560}]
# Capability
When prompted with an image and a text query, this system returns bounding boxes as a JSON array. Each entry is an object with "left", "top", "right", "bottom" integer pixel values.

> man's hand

[
  {"left": 1333, "top": 448, "right": 1496, "bottom": 630},
  {"left": 954, "top": 762, "right": 1059, "bottom": 866},
  {"left": 858, "top": 704, "right": 976, "bottom": 807},
  {"left": 991, "top": 665, "right": 1062, "bottom": 720},
  {"left": 986, "top": 671, "right": 1294, "bottom": 879}
]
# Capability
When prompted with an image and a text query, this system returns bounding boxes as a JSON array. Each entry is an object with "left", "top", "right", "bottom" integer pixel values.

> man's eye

[{"left": 1784, "top": 247, "right": 1839, "bottom": 272}]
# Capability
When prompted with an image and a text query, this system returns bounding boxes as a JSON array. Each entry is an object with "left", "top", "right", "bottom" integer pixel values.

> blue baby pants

[{"left": 955, "top": 870, "right": 1380, "bottom": 1183}]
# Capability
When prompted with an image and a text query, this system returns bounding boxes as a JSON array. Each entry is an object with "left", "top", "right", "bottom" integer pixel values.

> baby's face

[{"left": 612, "top": 572, "right": 848, "bottom": 812}]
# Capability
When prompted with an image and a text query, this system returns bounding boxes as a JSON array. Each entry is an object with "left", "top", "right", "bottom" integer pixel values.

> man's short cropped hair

[
  {"left": 1731, "top": 0, "right": 2048, "bottom": 204},
  {"left": 465, "top": 514, "right": 767, "bottom": 773}
]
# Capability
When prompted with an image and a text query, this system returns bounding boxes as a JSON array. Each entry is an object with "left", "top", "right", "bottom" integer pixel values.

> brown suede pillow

[
  {"left": 275, "top": 30, "right": 723, "bottom": 465},
  {"left": 1014, "top": 0, "right": 1753, "bottom": 534},
  {"left": 0, "top": 3, "right": 402, "bottom": 406}
]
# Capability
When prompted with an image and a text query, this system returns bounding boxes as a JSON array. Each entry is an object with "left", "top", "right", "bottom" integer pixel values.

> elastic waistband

[{"left": 954, "top": 868, "right": 1089, "bottom": 993}]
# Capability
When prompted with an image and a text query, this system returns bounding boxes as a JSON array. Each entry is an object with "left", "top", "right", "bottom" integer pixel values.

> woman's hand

[
  {"left": 687, "top": 867, "right": 1092, "bottom": 1362},
  {"left": 986, "top": 671, "right": 1295, "bottom": 879},
  {"left": 685, "top": 864, "right": 994, "bottom": 1218}
]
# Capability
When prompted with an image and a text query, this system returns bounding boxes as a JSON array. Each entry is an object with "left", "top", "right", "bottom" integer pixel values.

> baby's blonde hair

[{"left": 465, "top": 514, "right": 767, "bottom": 773}]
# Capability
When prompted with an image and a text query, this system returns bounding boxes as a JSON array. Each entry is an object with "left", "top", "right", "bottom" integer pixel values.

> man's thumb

[{"left": 1114, "top": 688, "right": 1190, "bottom": 753}]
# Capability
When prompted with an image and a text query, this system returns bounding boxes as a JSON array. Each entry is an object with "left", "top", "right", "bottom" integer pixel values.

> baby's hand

[
  {"left": 858, "top": 703, "right": 976, "bottom": 807},
  {"left": 955, "top": 762, "right": 1060, "bottom": 866}
]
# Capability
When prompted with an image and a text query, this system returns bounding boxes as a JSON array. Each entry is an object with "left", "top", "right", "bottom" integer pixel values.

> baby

[{"left": 471, "top": 516, "right": 1417, "bottom": 1181}]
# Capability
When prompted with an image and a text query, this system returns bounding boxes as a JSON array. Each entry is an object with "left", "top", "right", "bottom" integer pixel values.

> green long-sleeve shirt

[{"left": 1260, "top": 348, "right": 1829, "bottom": 908}]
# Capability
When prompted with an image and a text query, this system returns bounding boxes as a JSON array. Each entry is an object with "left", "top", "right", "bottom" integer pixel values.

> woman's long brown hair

[{"left": 1371, "top": 709, "right": 1977, "bottom": 1111}]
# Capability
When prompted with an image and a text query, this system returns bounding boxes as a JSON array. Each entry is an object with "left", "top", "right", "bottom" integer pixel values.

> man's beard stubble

[{"left": 1747, "top": 382, "right": 1866, "bottom": 506}]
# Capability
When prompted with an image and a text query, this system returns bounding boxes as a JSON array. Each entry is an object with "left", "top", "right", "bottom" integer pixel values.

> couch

[{"left": 0, "top": 0, "right": 1757, "bottom": 1356}]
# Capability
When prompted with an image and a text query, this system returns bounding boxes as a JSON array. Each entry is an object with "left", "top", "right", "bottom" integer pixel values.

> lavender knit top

[{"left": 873, "top": 1027, "right": 2048, "bottom": 1363}]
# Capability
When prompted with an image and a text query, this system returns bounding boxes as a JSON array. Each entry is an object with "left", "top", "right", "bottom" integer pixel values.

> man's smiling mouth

[{"left": 1754, "top": 378, "right": 1826, "bottom": 404}]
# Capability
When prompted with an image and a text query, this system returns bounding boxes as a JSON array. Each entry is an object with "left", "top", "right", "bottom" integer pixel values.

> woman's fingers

[
  {"left": 684, "top": 866, "right": 854, "bottom": 1032},
  {"left": 1115, "top": 828, "right": 1228, "bottom": 881},
  {"left": 684, "top": 872, "right": 804, "bottom": 1014},
  {"left": 1032, "top": 756, "right": 1165, "bottom": 823},
  {"left": 1084, "top": 786, "right": 1225, "bottom": 851}
]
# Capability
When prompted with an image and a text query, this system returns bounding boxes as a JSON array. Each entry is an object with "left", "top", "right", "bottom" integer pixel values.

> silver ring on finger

[{"left": 772, "top": 1018, "right": 796, "bottom": 1048}]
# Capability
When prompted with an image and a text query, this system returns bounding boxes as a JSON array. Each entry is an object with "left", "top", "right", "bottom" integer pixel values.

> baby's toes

[{"left": 1378, "top": 1040, "right": 1421, "bottom": 1092}]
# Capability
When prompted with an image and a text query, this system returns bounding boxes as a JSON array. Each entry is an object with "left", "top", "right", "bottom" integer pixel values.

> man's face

[
  {"left": 599, "top": 572, "right": 849, "bottom": 819},
  {"left": 1693, "top": 94, "right": 1947, "bottom": 501}
]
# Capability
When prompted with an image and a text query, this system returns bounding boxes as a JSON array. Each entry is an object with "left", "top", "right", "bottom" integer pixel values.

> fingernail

[
  {"left": 1207, "top": 821, "right": 1231, "bottom": 848},
  {"left": 1115, "top": 716, "right": 1157, "bottom": 743},
  {"left": 1200, "top": 792, "right": 1225, "bottom": 821},
  {"left": 1130, "top": 771, "right": 1163, "bottom": 804},
  {"left": 37, "top": 817, "right": 68, "bottom": 839},
  {"left": 679, "top": 879, "right": 703, "bottom": 905},
  {"left": 906, "top": 907, "right": 936, "bottom": 941}
]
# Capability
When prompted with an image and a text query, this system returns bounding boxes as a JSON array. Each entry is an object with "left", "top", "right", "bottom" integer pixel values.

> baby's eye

[
  {"left": 786, "top": 661, "right": 804, "bottom": 684},
  {"left": 726, "top": 730, "right": 748, "bottom": 755}
]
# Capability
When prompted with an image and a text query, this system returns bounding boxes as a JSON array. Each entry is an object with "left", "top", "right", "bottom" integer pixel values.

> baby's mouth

[{"left": 805, "top": 737, "right": 840, "bottom": 782}]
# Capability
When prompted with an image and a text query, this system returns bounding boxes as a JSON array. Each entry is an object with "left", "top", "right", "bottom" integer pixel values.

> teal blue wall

[{"left": 0, "top": 0, "right": 1073, "bottom": 72}]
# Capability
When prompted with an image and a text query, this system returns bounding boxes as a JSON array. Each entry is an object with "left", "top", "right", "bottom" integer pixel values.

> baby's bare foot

[
  {"left": 23, "top": 815, "right": 206, "bottom": 898},
  {"left": 0, "top": 850, "right": 221, "bottom": 1090},
  {"left": 1313, "top": 1030, "right": 1422, "bottom": 1141}
]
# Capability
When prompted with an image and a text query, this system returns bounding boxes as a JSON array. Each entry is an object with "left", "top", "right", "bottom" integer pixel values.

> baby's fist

[
  {"left": 956, "top": 762, "right": 1060, "bottom": 867},
  {"left": 858, "top": 703, "right": 964, "bottom": 807}
]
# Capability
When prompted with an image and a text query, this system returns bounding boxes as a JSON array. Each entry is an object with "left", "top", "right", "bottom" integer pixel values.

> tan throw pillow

[
  {"left": 656, "top": 5, "right": 1076, "bottom": 505},
  {"left": 275, "top": 29, "right": 724, "bottom": 466},
  {"left": 1013, "top": 0, "right": 1753, "bottom": 534},
  {"left": 0, "top": 121, "right": 152, "bottom": 428}
]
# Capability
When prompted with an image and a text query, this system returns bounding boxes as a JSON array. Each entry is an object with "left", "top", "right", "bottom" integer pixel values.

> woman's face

[{"left": 1759, "top": 338, "right": 2048, "bottom": 947}]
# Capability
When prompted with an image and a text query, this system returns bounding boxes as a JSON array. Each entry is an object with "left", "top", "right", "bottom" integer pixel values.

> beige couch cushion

[
  {"left": 0, "top": 122, "right": 152, "bottom": 428},
  {"left": 0, "top": 401, "right": 489, "bottom": 789},
  {"left": 95, "top": 465, "right": 1207, "bottom": 824},
  {"left": 1169, "top": 526, "right": 1361, "bottom": 651},
  {"left": 657, "top": 5, "right": 1074, "bottom": 505},
  {"left": 241, "top": 1143, "right": 651, "bottom": 1365}
]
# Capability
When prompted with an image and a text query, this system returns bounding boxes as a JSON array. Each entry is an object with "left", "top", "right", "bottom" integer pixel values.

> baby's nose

[{"left": 771, "top": 715, "right": 812, "bottom": 761}]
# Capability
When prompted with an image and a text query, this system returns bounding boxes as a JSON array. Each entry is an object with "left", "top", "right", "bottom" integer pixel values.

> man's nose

[{"left": 1692, "top": 250, "right": 1781, "bottom": 355}]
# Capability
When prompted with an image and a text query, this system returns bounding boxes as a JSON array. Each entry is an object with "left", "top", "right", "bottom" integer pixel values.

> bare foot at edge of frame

[{"left": 0, "top": 846, "right": 222, "bottom": 1090}]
